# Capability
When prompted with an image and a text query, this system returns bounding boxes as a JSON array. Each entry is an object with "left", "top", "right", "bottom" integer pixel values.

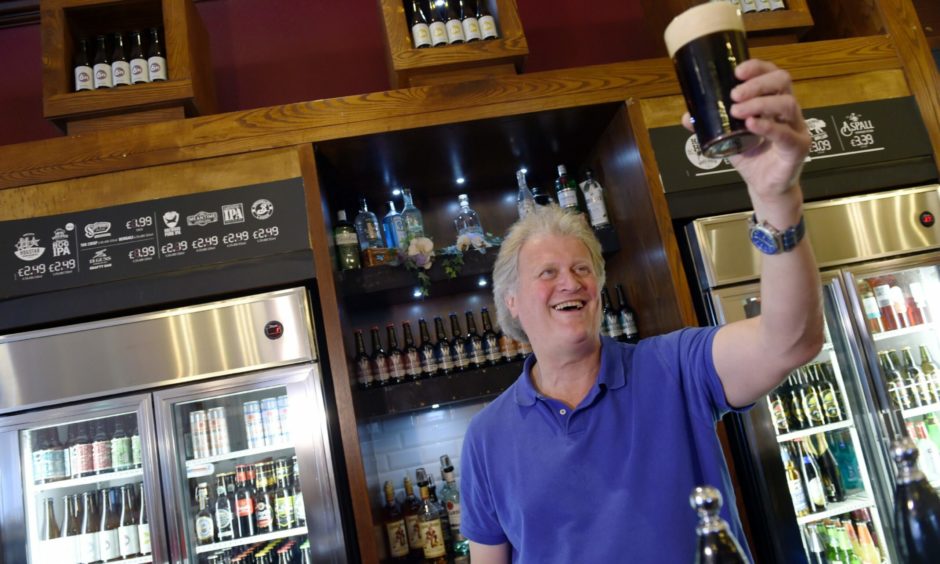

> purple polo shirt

[{"left": 460, "top": 329, "right": 752, "bottom": 563}]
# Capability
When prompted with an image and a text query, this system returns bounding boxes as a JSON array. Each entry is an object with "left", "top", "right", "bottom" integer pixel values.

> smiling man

[{"left": 459, "top": 59, "right": 824, "bottom": 564}]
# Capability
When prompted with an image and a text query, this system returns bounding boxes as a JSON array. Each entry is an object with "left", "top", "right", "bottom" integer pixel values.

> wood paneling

[{"left": 66, "top": 106, "right": 186, "bottom": 134}]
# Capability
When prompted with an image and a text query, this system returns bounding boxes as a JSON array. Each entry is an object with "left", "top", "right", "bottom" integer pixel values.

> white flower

[
  {"left": 457, "top": 233, "right": 487, "bottom": 252},
  {"left": 408, "top": 237, "right": 434, "bottom": 257}
]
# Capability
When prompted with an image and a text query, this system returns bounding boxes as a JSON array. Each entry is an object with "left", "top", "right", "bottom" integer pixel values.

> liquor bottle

[
  {"left": 601, "top": 287, "right": 624, "bottom": 340},
  {"left": 70, "top": 422, "right": 94, "bottom": 478},
  {"left": 383, "top": 480, "right": 410, "bottom": 561},
  {"left": 402, "top": 475, "right": 424, "bottom": 558},
  {"left": 334, "top": 210, "right": 362, "bottom": 270},
  {"left": 42, "top": 497, "right": 61, "bottom": 540},
  {"left": 454, "top": 193, "right": 484, "bottom": 237},
  {"left": 443, "top": 0, "right": 466, "bottom": 43},
  {"left": 476, "top": 0, "right": 498, "bottom": 39},
  {"left": 74, "top": 38, "right": 93, "bottom": 91},
  {"left": 434, "top": 317, "right": 455, "bottom": 374},
  {"left": 780, "top": 446, "right": 809, "bottom": 517},
  {"left": 137, "top": 485, "right": 151, "bottom": 555},
  {"left": 418, "top": 318, "right": 439, "bottom": 377},
  {"left": 92, "top": 35, "right": 113, "bottom": 89},
  {"left": 418, "top": 481, "right": 448, "bottom": 563},
  {"left": 254, "top": 463, "right": 275, "bottom": 534},
  {"left": 98, "top": 488, "right": 120, "bottom": 562},
  {"left": 797, "top": 440, "right": 827, "bottom": 513},
  {"left": 448, "top": 314, "right": 470, "bottom": 371},
  {"left": 767, "top": 386, "right": 790, "bottom": 435},
  {"left": 689, "top": 485, "right": 749, "bottom": 563},
  {"left": 516, "top": 170, "right": 537, "bottom": 219},
  {"left": 480, "top": 307, "right": 501, "bottom": 365},
  {"left": 370, "top": 326, "right": 390, "bottom": 386},
  {"left": 465, "top": 310, "right": 486, "bottom": 368},
  {"left": 459, "top": 0, "right": 482, "bottom": 41},
  {"left": 78, "top": 490, "right": 101, "bottom": 564},
  {"left": 857, "top": 282, "right": 884, "bottom": 334},
  {"left": 353, "top": 197, "right": 383, "bottom": 251},
  {"left": 354, "top": 329, "right": 374, "bottom": 389},
  {"left": 400, "top": 188, "right": 425, "bottom": 240},
  {"left": 530, "top": 181, "right": 553, "bottom": 207},
  {"left": 421, "top": 467, "right": 453, "bottom": 556},
  {"left": 402, "top": 321, "right": 422, "bottom": 380},
  {"left": 194, "top": 482, "right": 214, "bottom": 546},
  {"left": 215, "top": 474, "right": 236, "bottom": 541},
  {"left": 129, "top": 416, "right": 141, "bottom": 469},
  {"left": 386, "top": 324, "right": 406, "bottom": 384},
  {"left": 554, "top": 164, "right": 582, "bottom": 215},
  {"left": 439, "top": 454, "right": 470, "bottom": 556},
  {"left": 615, "top": 284, "right": 639, "bottom": 344},
  {"left": 128, "top": 31, "right": 149, "bottom": 84},
  {"left": 409, "top": 0, "right": 432, "bottom": 48},
  {"left": 146, "top": 28, "right": 167, "bottom": 81},
  {"left": 579, "top": 168, "right": 611, "bottom": 229},
  {"left": 234, "top": 464, "right": 256, "bottom": 538},
  {"left": 383, "top": 201, "right": 408, "bottom": 252},
  {"left": 117, "top": 484, "right": 140, "bottom": 558},
  {"left": 427, "top": 0, "right": 448, "bottom": 47},
  {"left": 109, "top": 33, "right": 130, "bottom": 87},
  {"left": 111, "top": 417, "right": 131, "bottom": 471},
  {"left": 92, "top": 420, "right": 113, "bottom": 475},
  {"left": 903, "top": 347, "right": 937, "bottom": 406},
  {"left": 810, "top": 433, "right": 846, "bottom": 503},
  {"left": 273, "top": 460, "right": 295, "bottom": 530},
  {"left": 871, "top": 280, "right": 899, "bottom": 332},
  {"left": 892, "top": 437, "right": 940, "bottom": 564}
]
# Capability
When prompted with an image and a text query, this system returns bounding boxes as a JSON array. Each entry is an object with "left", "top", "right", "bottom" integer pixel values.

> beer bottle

[
  {"left": 434, "top": 317, "right": 455, "bottom": 374},
  {"left": 46, "top": 427, "right": 68, "bottom": 483},
  {"left": 891, "top": 348, "right": 922, "bottom": 407},
  {"left": 496, "top": 320, "right": 516, "bottom": 363},
  {"left": 292, "top": 456, "right": 306, "bottom": 527},
  {"left": 465, "top": 311, "right": 486, "bottom": 368},
  {"left": 880, "top": 351, "right": 910, "bottom": 409},
  {"left": 766, "top": 386, "right": 790, "bottom": 435},
  {"left": 601, "top": 288, "right": 623, "bottom": 340},
  {"left": 689, "top": 485, "right": 750, "bottom": 563},
  {"left": 615, "top": 284, "right": 639, "bottom": 344},
  {"left": 41, "top": 497, "right": 61, "bottom": 540},
  {"left": 71, "top": 422, "right": 94, "bottom": 478},
  {"left": 418, "top": 318, "right": 439, "bottom": 377},
  {"left": 402, "top": 321, "right": 422, "bottom": 381},
  {"left": 799, "top": 368, "right": 826, "bottom": 428},
  {"left": 815, "top": 363, "right": 843, "bottom": 423},
  {"left": 475, "top": 0, "right": 498, "bottom": 39},
  {"left": 449, "top": 313, "right": 470, "bottom": 371},
  {"left": 92, "top": 420, "right": 112, "bottom": 475},
  {"left": 129, "top": 416, "right": 141, "bottom": 469},
  {"left": 253, "top": 463, "right": 274, "bottom": 533},
  {"left": 74, "top": 38, "right": 93, "bottom": 91},
  {"left": 797, "top": 440, "right": 827, "bottom": 513},
  {"left": 78, "top": 490, "right": 101, "bottom": 564},
  {"left": 459, "top": 0, "right": 482, "bottom": 41},
  {"left": 98, "top": 488, "right": 120, "bottom": 562},
  {"left": 402, "top": 475, "right": 424, "bottom": 558},
  {"left": 118, "top": 484, "right": 140, "bottom": 557},
  {"left": 903, "top": 346, "right": 936, "bottom": 406},
  {"left": 921, "top": 345, "right": 938, "bottom": 378},
  {"left": 137, "top": 485, "right": 151, "bottom": 555},
  {"left": 31, "top": 429, "right": 50, "bottom": 485},
  {"left": 146, "top": 28, "right": 167, "bottom": 81},
  {"left": 785, "top": 374, "right": 807, "bottom": 431},
  {"left": 386, "top": 324, "right": 406, "bottom": 384},
  {"left": 333, "top": 210, "right": 362, "bottom": 271},
  {"left": 780, "top": 446, "right": 809, "bottom": 517},
  {"left": 370, "top": 326, "right": 390, "bottom": 386},
  {"left": 234, "top": 464, "right": 256, "bottom": 538},
  {"left": 92, "top": 35, "right": 113, "bottom": 89},
  {"left": 273, "top": 460, "right": 295, "bottom": 530},
  {"left": 409, "top": 0, "right": 432, "bottom": 48},
  {"left": 383, "top": 480, "right": 410, "bottom": 561},
  {"left": 805, "top": 524, "right": 826, "bottom": 564},
  {"left": 892, "top": 437, "right": 940, "bottom": 564},
  {"left": 443, "top": 0, "right": 466, "bottom": 44},
  {"left": 214, "top": 474, "right": 236, "bottom": 541},
  {"left": 427, "top": 0, "right": 448, "bottom": 47},
  {"left": 110, "top": 33, "right": 130, "bottom": 87},
  {"left": 809, "top": 433, "right": 846, "bottom": 503},
  {"left": 128, "top": 30, "right": 150, "bottom": 84},
  {"left": 418, "top": 481, "right": 448, "bottom": 563},
  {"left": 480, "top": 307, "right": 501, "bottom": 365},
  {"left": 871, "top": 281, "right": 899, "bottom": 332},
  {"left": 354, "top": 329, "right": 374, "bottom": 389},
  {"left": 65, "top": 493, "right": 82, "bottom": 538},
  {"left": 194, "top": 482, "right": 214, "bottom": 546},
  {"left": 111, "top": 417, "right": 131, "bottom": 471}
]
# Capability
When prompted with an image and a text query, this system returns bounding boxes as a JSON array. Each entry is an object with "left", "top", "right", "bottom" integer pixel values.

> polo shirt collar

[{"left": 513, "top": 336, "right": 626, "bottom": 407}]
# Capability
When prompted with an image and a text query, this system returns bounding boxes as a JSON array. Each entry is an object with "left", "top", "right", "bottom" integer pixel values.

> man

[{"left": 460, "top": 59, "right": 822, "bottom": 563}]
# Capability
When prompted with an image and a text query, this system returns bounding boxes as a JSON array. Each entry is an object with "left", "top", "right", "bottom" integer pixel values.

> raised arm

[{"left": 696, "top": 60, "right": 825, "bottom": 407}]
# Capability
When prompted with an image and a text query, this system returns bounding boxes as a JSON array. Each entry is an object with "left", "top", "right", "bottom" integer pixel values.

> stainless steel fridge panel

[
  {"left": 0, "top": 287, "right": 316, "bottom": 415},
  {"left": 692, "top": 185, "right": 940, "bottom": 289}
]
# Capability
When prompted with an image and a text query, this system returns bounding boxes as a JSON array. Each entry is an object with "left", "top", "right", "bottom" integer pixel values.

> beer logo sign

[
  {"left": 89, "top": 248, "right": 112, "bottom": 270},
  {"left": 14, "top": 233, "right": 45, "bottom": 262},
  {"left": 684, "top": 134, "right": 723, "bottom": 170},
  {"left": 77, "top": 71, "right": 90, "bottom": 82},
  {"left": 84, "top": 221, "right": 112, "bottom": 239},
  {"left": 222, "top": 203, "right": 245, "bottom": 225},
  {"left": 186, "top": 211, "right": 219, "bottom": 227},
  {"left": 805, "top": 118, "right": 828, "bottom": 142},
  {"left": 95, "top": 69, "right": 107, "bottom": 81},
  {"left": 163, "top": 211, "right": 181, "bottom": 236},
  {"left": 840, "top": 113, "right": 875, "bottom": 137},
  {"left": 52, "top": 228, "right": 71, "bottom": 258},
  {"left": 251, "top": 199, "right": 274, "bottom": 220}
]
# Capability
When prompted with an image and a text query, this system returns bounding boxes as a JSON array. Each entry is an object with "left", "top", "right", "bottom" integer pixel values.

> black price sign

[{"left": 1, "top": 178, "right": 310, "bottom": 300}]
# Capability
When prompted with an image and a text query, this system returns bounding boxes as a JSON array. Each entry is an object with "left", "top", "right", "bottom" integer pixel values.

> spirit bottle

[
  {"left": 383, "top": 481, "right": 410, "bottom": 561},
  {"left": 516, "top": 170, "right": 537, "bottom": 219},
  {"left": 402, "top": 475, "right": 424, "bottom": 558},
  {"left": 454, "top": 193, "right": 484, "bottom": 237},
  {"left": 554, "top": 164, "right": 582, "bottom": 215},
  {"left": 400, "top": 189, "right": 425, "bottom": 241},
  {"left": 439, "top": 454, "right": 469, "bottom": 556},
  {"left": 383, "top": 201, "right": 408, "bottom": 252},
  {"left": 353, "top": 197, "right": 383, "bottom": 251},
  {"left": 418, "top": 482, "right": 448, "bottom": 563},
  {"left": 334, "top": 210, "right": 362, "bottom": 270},
  {"left": 579, "top": 168, "right": 611, "bottom": 229}
]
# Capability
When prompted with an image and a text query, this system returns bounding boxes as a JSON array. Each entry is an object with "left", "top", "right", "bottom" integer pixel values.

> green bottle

[{"left": 333, "top": 210, "right": 361, "bottom": 271}]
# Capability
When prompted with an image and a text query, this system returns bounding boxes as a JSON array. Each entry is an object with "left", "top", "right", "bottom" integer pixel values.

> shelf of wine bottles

[
  {"left": 873, "top": 322, "right": 938, "bottom": 342},
  {"left": 777, "top": 419, "right": 854, "bottom": 443},
  {"left": 796, "top": 491, "right": 875, "bottom": 526},
  {"left": 186, "top": 443, "right": 294, "bottom": 478},
  {"left": 194, "top": 526, "right": 308, "bottom": 554}
]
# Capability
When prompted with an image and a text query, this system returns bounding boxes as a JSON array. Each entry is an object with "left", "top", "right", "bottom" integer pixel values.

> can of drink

[
  {"left": 243, "top": 400, "right": 265, "bottom": 450},
  {"left": 189, "top": 410, "right": 210, "bottom": 460},
  {"left": 260, "top": 397, "right": 282, "bottom": 446},
  {"left": 276, "top": 395, "right": 290, "bottom": 443},
  {"left": 207, "top": 406, "right": 230, "bottom": 456}
]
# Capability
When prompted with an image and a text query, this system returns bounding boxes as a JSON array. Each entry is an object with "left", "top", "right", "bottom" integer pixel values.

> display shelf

[
  {"left": 901, "top": 401, "right": 940, "bottom": 420},
  {"left": 776, "top": 419, "right": 854, "bottom": 443},
  {"left": 742, "top": 0, "right": 813, "bottom": 36},
  {"left": 872, "top": 322, "right": 937, "bottom": 342},
  {"left": 194, "top": 526, "right": 308, "bottom": 554},
  {"left": 355, "top": 359, "right": 523, "bottom": 419},
  {"left": 185, "top": 442, "right": 294, "bottom": 477},
  {"left": 120, "top": 556, "right": 153, "bottom": 564},
  {"left": 796, "top": 492, "right": 875, "bottom": 525},
  {"left": 27, "top": 466, "right": 143, "bottom": 493}
]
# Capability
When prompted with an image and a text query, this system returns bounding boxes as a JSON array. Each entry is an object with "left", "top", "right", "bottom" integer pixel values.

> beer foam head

[{"left": 664, "top": 2, "right": 745, "bottom": 58}]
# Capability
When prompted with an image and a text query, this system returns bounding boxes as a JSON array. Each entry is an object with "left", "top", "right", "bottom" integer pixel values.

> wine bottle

[
  {"left": 409, "top": 0, "right": 432, "bottom": 48},
  {"left": 579, "top": 168, "right": 611, "bottom": 229},
  {"left": 137, "top": 484, "right": 152, "bottom": 555},
  {"left": 42, "top": 497, "right": 61, "bottom": 540},
  {"left": 475, "top": 0, "right": 498, "bottom": 39},
  {"left": 92, "top": 35, "right": 113, "bottom": 89},
  {"left": 118, "top": 484, "right": 140, "bottom": 558},
  {"left": 146, "top": 28, "right": 167, "bottom": 81},
  {"left": 98, "top": 488, "right": 120, "bottom": 562},
  {"left": 74, "top": 38, "right": 93, "bottom": 91},
  {"left": 459, "top": 0, "right": 482, "bottom": 41},
  {"left": 443, "top": 0, "right": 466, "bottom": 44},
  {"left": 128, "top": 30, "right": 150, "bottom": 84},
  {"left": 427, "top": 1, "right": 449, "bottom": 47},
  {"left": 334, "top": 210, "right": 362, "bottom": 271}
]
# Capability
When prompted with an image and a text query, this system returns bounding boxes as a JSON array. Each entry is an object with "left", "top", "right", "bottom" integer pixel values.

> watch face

[{"left": 750, "top": 228, "right": 780, "bottom": 255}]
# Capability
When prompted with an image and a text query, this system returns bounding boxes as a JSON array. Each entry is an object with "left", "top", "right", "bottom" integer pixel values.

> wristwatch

[{"left": 747, "top": 213, "right": 806, "bottom": 255}]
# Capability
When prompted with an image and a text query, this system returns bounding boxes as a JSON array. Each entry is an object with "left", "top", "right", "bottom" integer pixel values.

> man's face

[{"left": 506, "top": 233, "right": 601, "bottom": 353}]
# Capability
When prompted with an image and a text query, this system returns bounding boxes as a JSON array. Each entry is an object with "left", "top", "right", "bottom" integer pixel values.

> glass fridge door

[
  {"left": 711, "top": 273, "right": 895, "bottom": 564},
  {"left": 0, "top": 394, "right": 166, "bottom": 564},
  {"left": 154, "top": 364, "right": 346, "bottom": 564}
]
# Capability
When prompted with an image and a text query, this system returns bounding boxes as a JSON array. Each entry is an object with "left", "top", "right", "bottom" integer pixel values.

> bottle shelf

[
  {"left": 776, "top": 419, "right": 854, "bottom": 443},
  {"left": 355, "top": 359, "right": 523, "bottom": 419},
  {"left": 796, "top": 492, "right": 876, "bottom": 526},
  {"left": 872, "top": 322, "right": 937, "bottom": 342},
  {"left": 119, "top": 556, "right": 153, "bottom": 564},
  {"left": 194, "top": 526, "right": 308, "bottom": 554},
  {"left": 185, "top": 442, "right": 295, "bottom": 478},
  {"left": 27, "top": 467, "right": 143, "bottom": 494},
  {"left": 901, "top": 401, "right": 940, "bottom": 420}
]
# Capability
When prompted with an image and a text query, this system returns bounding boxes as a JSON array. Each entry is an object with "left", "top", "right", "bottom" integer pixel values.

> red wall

[{"left": 0, "top": 0, "right": 659, "bottom": 147}]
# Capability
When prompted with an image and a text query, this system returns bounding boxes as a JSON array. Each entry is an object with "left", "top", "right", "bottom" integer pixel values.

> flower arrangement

[{"left": 402, "top": 232, "right": 501, "bottom": 297}]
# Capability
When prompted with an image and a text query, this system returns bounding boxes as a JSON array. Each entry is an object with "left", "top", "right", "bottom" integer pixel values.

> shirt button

[{"left": 559, "top": 408, "right": 567, "bottom": 415}]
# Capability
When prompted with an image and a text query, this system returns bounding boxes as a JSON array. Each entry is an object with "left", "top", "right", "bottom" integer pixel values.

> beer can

[
  {"left": 276, "top": 395, "right": 290, "bottom": 443},
  {"left": 260, "top": 397, "right": 282, "bottom": 446},
  {"left": 207, "top": 406, "right": 230, "bottom": 456},
  {"left": 189, "top": 410, "right": 210, "bottom": 460},
  {"left": 243, "top": 400, "right": 265, "bottom": 450}
]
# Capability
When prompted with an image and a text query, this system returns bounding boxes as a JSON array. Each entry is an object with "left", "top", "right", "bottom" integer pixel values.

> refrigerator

[
  {"left": 0, "top": 286, "right": 349, "bottom": 564},
  {"left": 685, "top": 185, "right": 940, "bottom": 564}
]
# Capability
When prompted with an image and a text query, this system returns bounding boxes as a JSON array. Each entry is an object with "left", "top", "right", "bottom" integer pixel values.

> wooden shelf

[{"left": 743, "top": 1, "right": 814, "bottom": 37}]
